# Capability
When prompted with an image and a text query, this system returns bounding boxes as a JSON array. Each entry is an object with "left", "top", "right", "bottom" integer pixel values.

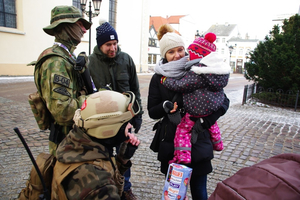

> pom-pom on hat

[
  {"left": 96, "top": 21, "right": 118, "bottom": 48},
  {"left": 188, "top": 32, "right": 217, "bottom": 60},
  {"left": 158, "top": 24, "right": 185, "bottom": 58}
]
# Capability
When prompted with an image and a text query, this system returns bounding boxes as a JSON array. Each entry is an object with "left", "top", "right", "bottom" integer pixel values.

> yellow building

[{"left": 0, "top": 0, "right": 149, "bottom": 76}]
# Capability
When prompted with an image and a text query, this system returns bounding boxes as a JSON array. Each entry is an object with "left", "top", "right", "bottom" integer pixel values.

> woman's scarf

[{"left": 154, "top": 56, "right": 189, "bottom": 78}]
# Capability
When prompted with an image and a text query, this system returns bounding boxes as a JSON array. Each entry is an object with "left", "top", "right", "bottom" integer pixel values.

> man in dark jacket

[{"left": 88, "top": 21, "right": 142, "bottom": 200}]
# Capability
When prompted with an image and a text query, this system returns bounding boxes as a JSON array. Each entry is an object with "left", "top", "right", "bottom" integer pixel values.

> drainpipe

[{"left": 109, "top": 0, "right": 117, "bottom": 29}]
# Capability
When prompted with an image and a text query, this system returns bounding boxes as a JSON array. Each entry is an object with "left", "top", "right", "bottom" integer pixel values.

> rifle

[{"left": 14, "top": 127, "right": 51, "bottom": 200}]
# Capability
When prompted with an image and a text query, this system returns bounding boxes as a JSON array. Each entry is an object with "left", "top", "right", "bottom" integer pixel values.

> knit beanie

[
  {"left": 157, "top": 24, "right": 185, "bottom": 59},
  {"left": 159, "top": 32, "right": 185, "bottom": 58},
  {"left": 96, "top": 22, "right": 118, "bottom": 47},
  {"left": 188, "top": 32, "right": 216, "bottom": 60}
]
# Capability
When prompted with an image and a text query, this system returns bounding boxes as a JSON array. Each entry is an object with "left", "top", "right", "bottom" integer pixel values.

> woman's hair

[{"left": 157, "top": 24, "right": 185, "bottom": 58}]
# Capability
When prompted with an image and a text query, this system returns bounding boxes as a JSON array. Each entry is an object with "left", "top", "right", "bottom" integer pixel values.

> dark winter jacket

[{"left": 88, "top": 45, "right": 142, "bottom": 113}]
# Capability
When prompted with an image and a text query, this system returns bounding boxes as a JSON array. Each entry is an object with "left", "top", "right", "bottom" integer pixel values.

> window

[
  {"left": 148, "top": 54, "right": 158, "bottom": 64},
  {"left": 109, "top": 0, "right": 117, "bottom": 28},
  {"left": 239, "top": 48, "right": 243, "bottom": 55},
  {"left": 216, "top": 38, "right": 219, "bottom": 43},
  {"left": 73, "top": 0, "right": 81, "bottom": 9},
  {"left": 148, "top": 38, "right": 157, "bottom": 47},
  {"left": 0, "top": 0, "right": 16, "bottom": 28},
  {"left": 222, "top": 38, "right": 225, "bottom": 43}
]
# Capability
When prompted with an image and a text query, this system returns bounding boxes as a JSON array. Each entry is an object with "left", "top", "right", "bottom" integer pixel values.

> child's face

[{"left": 165, "top": 46, "right": 185, "bottom": 62}]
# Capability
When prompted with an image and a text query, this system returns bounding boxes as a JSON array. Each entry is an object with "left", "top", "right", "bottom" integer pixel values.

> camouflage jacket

[
  {"left": 52, "top": 125, "right": 128, "bottom": 200},
  {"left": 34, "top": 43, "right": 86, "bottom": 129}
]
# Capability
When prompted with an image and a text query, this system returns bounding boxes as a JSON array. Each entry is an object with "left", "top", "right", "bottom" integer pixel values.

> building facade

[{"left": 0, "top": 0, "right": 149, "bottom": 75}]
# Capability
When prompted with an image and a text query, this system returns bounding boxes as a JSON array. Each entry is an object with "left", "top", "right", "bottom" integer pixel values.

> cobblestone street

[{"left": 0, "top": 76, "right": 299, "bottom": 199}]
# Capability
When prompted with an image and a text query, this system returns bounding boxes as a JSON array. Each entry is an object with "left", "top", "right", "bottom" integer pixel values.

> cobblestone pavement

[{"left": 0, "top": 77, "right": 300, "bottom": 199}]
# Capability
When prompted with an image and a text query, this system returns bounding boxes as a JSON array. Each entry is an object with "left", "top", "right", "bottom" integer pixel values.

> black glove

[
  {"left": 163, "top": 101, "right": 181, "bottom": 125},
  {"left": 163, "top": 100, "right": 174, "bottom": 114},
  {"left": 131, "top": 114, "right": 142, "bottom": 133},
  {"left": 117, "top": 142, "right": 138, "bottom": 164},
  {"left": 191, "top": 119, "right": 205, "bottom": 144},
  {"left": 75, "top": 52, "right": 88, "bottom": 73},
  {"left": 190, "top": 109, "right": 222, "bottom": 130},
  {"left": 168, "top": 111, "right": 181, "bottom": 125}
]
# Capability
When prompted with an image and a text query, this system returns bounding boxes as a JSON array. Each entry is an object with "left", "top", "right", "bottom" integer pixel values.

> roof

[
  {"left": 228, "top": 37, "right": 259, "bottom": 43},
  {"left": 205, "top": 24, "right": 237, "bottom": 36},
  {"left": 149, "top": 15, "right": 186, "bottom": 34}
]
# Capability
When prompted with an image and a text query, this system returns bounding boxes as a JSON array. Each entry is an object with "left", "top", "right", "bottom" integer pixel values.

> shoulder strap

[
  {"left": 34, "top": 47, "right": 74, "bottom": 92},
  {"left": 172, "top": 93, "right": 179, "bottom": 103}
]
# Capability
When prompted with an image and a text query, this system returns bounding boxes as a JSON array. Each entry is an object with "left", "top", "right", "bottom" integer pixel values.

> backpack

[
  {"left": 18, "top": 153, "right": 122, "bottom": 200},
  {"left": 17, "top": 153, "right": 56, "bottom": 200}
]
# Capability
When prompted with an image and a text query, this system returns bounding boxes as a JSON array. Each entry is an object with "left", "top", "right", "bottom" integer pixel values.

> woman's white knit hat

[{"left": 159, "top": 32, "right": 185, "bottom": 58}]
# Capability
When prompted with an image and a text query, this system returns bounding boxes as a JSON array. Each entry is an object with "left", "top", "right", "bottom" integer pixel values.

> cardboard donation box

[{"left": 162, "top": 163, "right": 193, "bottom": 200}]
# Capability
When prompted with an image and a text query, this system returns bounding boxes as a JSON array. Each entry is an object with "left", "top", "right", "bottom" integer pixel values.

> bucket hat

[{"left": 43, "top": 5, "right": 92, "bottom": 36}]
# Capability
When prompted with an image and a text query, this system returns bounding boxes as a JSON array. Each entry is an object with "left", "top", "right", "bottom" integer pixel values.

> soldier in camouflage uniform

[
  {"left": 34, "top": 5, "right": 92, "bottom": 155},
  {"left": 51, "top": 90, "right": 141, "bottom": 200}
]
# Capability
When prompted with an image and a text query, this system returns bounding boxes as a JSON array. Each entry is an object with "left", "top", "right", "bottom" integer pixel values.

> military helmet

[
  {"left": 43, "top": 5, "right": 92, "bottom": 36},
  {"left": 73, "top": 90, "right": 140, "bottom": 139}
]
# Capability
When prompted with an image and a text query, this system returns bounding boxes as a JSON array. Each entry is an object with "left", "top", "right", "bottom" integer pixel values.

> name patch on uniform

[
  {"left": 53, "top": 74, "right": 70, "bottom": 87},
  {"left": 53, "top": 87, "right": 71, "bottom": 97}
]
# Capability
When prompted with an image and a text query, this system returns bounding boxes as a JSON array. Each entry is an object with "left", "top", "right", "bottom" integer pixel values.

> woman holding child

[{"left": 147, "top": 24, "right": 230, "bottom": 200}]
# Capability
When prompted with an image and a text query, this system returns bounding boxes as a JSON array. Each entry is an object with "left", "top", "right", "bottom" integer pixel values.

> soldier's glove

[
  {"left": 163, "top": 100, "right": 181, "bottom": 125},
  {"left": 117, "top": 142, "right": 138, "bottom": 164},
  {"left": 131, "top": 114, "right": 142, "bottom": 133},
  {"left": 75, "top": 52, "right": 89, "bottom": 73}
]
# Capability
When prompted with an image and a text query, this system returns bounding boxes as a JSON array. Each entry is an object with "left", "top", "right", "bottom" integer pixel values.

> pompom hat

[
  {"left": 159, "top": 32, "right": 185, "bottom": 58},
  {"left": 157, "top": 24, "right": 185, "bottom": 58},
  {"left": 96, "top": 22, "right": 118, "bottom": 47},
  {"left": 188, "top": 32, "right": 217, "bottom": 60}
]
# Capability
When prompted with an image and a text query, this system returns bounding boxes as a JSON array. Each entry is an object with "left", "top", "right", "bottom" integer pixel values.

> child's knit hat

[{"left": 188, "top": 32, "right": 216, "bottom": 60}]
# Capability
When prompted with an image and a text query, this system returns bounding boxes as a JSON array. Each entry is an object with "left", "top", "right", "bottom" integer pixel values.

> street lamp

[
  {"left": 80, "top": 0, "right": 102, "bottom": 55},
  {"left": 245, "top": 52, "right": 249, "bottom": 62},
  {"left": 195, "top": 30, "right": 201, "bottom": 39},
  {"left": 228, "top": 45, "right": 234, "bottom": 66}
]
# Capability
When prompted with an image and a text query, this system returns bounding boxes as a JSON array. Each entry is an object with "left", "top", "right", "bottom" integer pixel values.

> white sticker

[{"left": 110, "top": 35, "right": 115, "bottom": 40}]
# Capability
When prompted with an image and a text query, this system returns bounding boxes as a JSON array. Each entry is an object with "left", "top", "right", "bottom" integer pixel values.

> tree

[{"left": 244, "top": 14, "right": 300, "bottom": 92}]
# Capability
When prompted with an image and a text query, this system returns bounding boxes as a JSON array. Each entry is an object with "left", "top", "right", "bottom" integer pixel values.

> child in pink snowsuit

[{"left": 162, "top": 33, "right": 230, "bottom": 164}]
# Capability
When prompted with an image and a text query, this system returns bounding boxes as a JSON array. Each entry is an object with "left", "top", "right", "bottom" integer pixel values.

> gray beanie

[{"left": 159, "top": 32, "right": 185, "bottom": 58}]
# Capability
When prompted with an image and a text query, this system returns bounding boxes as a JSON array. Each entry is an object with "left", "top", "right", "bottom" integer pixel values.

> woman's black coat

[{"left": 148, "top": 73, "right": 217, "bottom": 175}]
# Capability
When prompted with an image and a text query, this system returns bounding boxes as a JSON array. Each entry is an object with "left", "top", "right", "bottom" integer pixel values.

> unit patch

[
  {"left": 53, "top": 87, "right": 71, "bottom": 97},
  {"left": 53, "top": 74, "right": 70, "bottom": 87}
]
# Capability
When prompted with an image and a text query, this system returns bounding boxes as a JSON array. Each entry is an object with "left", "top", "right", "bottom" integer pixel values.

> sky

[{"left": 148, "top": 0, "right": 300, "bottom": 40}]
